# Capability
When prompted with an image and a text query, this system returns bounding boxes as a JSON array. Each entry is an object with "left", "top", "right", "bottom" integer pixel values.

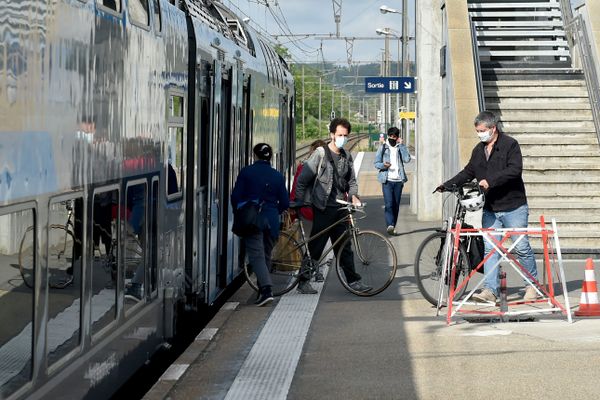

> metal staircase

[{"left": 469, "top": 0, "right": 600, "bottom": 252}]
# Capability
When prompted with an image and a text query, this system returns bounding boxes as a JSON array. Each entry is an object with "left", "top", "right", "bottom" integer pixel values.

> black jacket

[{"left": 444, "top": 133, "right": 527, "bottom": 212}]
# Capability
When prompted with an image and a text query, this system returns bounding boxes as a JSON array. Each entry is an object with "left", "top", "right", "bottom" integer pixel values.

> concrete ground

[{"left": 146, "top": 152, "right": 600, "bottom": 400}]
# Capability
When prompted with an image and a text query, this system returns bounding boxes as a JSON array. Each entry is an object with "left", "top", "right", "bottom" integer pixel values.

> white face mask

[
  {"left": 477, "top": 129, "right": 493, "bottom": 143},
  {"left": 334, "top": 136, "right": 348, "bottom": 149}
]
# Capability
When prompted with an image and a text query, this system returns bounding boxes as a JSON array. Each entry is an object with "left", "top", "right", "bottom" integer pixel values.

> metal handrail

[
  {"left": 469, "top": 16, "right": 485, "bottom": 112},
  {"left": 564, "top": 15, "right": 600, "bottom": 145}
]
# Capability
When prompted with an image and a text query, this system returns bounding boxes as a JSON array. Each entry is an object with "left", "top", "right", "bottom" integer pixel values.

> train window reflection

[
  {"left": 124, "top": 183, "right": 146, "bottom": 312},
  {"left": 91, "top": 189, "right": 119, "bottom": 336},
  {"left": 99, "top": 0, "right": 121, "bottom": 13},
  {"left": 150, "top": 180, "right": 158, "bottom": 294},
  {"left": 170, "top": 96, "right": 184, "bottom": 118},
  {"left": 153, "top": 0, "right": 161, "bottom": 32},
  {"left": 167, "top": 127, "right": 183, "bottom": 198},
  {"left": 129, "top": 0, "right": 149, "bottom": 26},
  {"left": 47, "top": 199, "right": 83, "bottom": 366},
  {"left": 0, "top": 208, "right": 34, "bottom": 397}
]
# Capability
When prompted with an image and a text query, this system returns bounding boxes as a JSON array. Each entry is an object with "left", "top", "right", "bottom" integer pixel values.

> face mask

[
  {"left": 388, "top": 138, "right": 397, "bottom": 147},
  {"left": 477, "top": 129, "right": 493, "bottom": 143},
  {"left": 334, "top": 136, "right": 348, "bottom": 149}
]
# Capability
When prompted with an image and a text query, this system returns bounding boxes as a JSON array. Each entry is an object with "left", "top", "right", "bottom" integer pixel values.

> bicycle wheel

[
  {"left": 243, "top": 231, "right": 303, "bottom": 296},
  {"left": 47, "top": 225, "right": 76, "bottom": 289},
  {"left": 414, "top": 231, "right": 469, "bottom": 306},
  {"left": 336, "top": 230, "right": 397, "bottom": 297},
  {"left": 18, "top": 226, "right": 35, "bottom": 288}
]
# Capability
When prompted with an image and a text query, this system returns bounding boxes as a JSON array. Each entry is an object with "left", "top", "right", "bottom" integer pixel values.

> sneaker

[
  {"left": 348, "top": 280, "right": 372, "bottom": 293},
  {"left": 387, "top": 225, "right": 395, "bottom": 235},
  {"left": 523, "top": 286, "right": 538, "bottom": 301},
  {"left": 254, "top": 292, "right": 274, "bottom": 307},
  {"left": 297, "top": 280, "right": 317, "bottom": 294},
  {"left": 472, "top": 288, "right": 497, "bottom": 303}
]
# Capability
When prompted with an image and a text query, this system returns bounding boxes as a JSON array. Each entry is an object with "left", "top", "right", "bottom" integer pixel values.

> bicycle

[
  {"left": 413, "top": 182, "right": 485, "bottom": 306},
  {"left": 18, "top": 200, "right": 79, "bottom": 289},
  {"left": 18, "top": 200, "right": 143, "bottom": 291},
  {"left": 244, "top": 199, "right": 398, "bottom": 297}
]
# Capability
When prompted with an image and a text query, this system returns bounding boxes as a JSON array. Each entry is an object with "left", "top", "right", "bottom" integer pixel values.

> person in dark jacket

[
  {"left": 231, "top": 143, "right": 289, "bottom": 306},
  {"left": 435, "top": 110, "right": 538, "bottom": 303},
  {"left": 293, "top": 118, "right": 371, "bottom": 294}
]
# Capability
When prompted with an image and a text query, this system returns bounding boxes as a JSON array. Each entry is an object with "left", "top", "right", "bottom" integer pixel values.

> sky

[{"left": 221, "top": 0, "right": 416, "bottom": 67}]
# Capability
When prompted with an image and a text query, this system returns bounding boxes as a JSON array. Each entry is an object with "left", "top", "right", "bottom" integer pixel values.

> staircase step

[
  {"left": 485, "top": 87, "right": 589, "bottom": 97},
  {"left": 528, "top": 199, "right": 600, "bottom": 208},
  {"left": 487, "top": 99, "right": 591, "bottom": 110},
  {"left": 469, "top": 3, "right": 561, "bottom": 10},
  {"left": 528, "top": 222, "right": 600, "bottom": 232},
  {"left": 502, "top": 121, "right": 596, "bottom": 132},
  {"left": 483, "top": 80, "right": 585, "bottom": 87},
  {"left": 482, "top": 68, "right": 582, "bottom": 80},
  {"left": 474, "top": 20, "right": 563, "bottom": 27},
  {"left": 478, "top": 40, "right": 569, "bottom": 47},
  {"left": 521, "top": 144, "right": 600, "bottom": 155},
  {"left": 524, "top": 157, "right": 600, "bottom": 168},
  {"left": 528, "top": 206, "right": 600, "bottom": 218},
  {"left": 509, "top": 133, "right": 597, "bottom": 144},
  {"left": 528, "top": 214, "right": 600, "bottom": 224},
  {"left": 497, "top": 110, "right": 593, "bottom": 122},
  {"left": 524, "top": 169, "right": 600, "bottom": 181}
]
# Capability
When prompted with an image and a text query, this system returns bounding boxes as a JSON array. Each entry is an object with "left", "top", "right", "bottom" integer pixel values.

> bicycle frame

[{"left": 292, "top": 205, "right": 366, "bottom": 267}]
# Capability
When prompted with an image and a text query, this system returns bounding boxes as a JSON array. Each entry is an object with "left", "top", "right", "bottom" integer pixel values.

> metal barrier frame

[{"left": 436, "top": 216, "right": 573, "bottom": 325}]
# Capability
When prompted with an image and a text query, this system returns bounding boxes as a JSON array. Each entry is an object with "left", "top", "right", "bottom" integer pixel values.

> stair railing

[
  {"left": 560, "top": 0, "right": 600, "bottom": 144},
  {"left": 469, "top": 15, "right": 485, "bottom": 112}
]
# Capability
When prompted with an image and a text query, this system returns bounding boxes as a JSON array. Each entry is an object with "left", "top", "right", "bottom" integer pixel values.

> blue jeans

[
  {"left": 382, "top": 181, "right": 404, "bottom": 227},
  {"left": 482, "top": 204, "right": 537, "bottom": 296}
]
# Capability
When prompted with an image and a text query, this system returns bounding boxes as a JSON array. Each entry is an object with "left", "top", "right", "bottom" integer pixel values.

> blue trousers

[
  {"left": 482, "top": 204, "right": 537, "bottom": 296},
  {"left": 382, "top": 181, "right": 404, "bottom": 227}
]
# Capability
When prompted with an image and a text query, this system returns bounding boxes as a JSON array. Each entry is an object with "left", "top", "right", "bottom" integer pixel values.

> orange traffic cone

[{"left": 575, "top": 258, "right": 600, "bottom": 317}]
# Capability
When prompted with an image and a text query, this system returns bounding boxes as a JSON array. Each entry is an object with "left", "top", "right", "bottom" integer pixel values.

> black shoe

[
  {"left": 255, "top": 293, "right": 274, "bottom": 306},
  {"left": 297, "top": 280, "right": 317, "bottom": 294},
  {"left": 314, "top": 269, "right": 324, "bottom": 282},
  {"left": 255, "top": 287, "right": 274, "bottom": 306}
]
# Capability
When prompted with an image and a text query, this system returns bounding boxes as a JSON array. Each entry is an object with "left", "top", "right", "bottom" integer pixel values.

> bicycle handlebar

[{"left": 335, "top": 199, "right": 366, "bottom": 209}]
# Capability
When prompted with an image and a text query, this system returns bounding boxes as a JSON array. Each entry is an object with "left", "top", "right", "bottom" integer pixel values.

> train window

[
  {"left": 167, "top": 127, "right": 183, "bottom": 198},
  {"left": 129, "top": 0, "right": 149, "bottom": 26},
  {"left": 150, "top": 179, "right": 159, "bottom": 294},
  {"left": 170, "top": 95, "right": 184, "bottom": 118},
  {"left": 152, "top": 0, "right": 161, "bottom": 32},
  {"left": 99, "top": 0, "right": 121, "bottom": 13},
  {"left": 47, "top": 198, "right": 84, "bottom": 367},
  {"left": 167, "top": 94, "right": 184, "bottom": 200},
  {"left": 124, "top": 182, "right": 146, "bottom": 312},
  {"left": 0, "top": 208, "right": 34, "bottom": 397},
  {"left": 91, "top": 189, "right": 119, "bottom": 336}
]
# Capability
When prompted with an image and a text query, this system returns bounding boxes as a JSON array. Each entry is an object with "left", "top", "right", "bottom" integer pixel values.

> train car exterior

[{"left": 0, "top": 0, "right": 295, "bottom": 398}]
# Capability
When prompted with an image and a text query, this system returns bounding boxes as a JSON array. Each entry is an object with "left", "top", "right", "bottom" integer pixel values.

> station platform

[{"left": 144, "top": 152, "right": 600, "bottom": 400}]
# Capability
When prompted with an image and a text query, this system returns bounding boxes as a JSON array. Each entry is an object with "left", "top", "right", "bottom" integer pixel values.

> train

[{"left": 0, "top": 0, "right": 295, "bottom": 398}]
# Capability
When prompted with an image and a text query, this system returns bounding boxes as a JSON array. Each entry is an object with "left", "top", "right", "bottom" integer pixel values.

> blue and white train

[{"left": 0, "top": 0, "right": 295, "bottom": 397}]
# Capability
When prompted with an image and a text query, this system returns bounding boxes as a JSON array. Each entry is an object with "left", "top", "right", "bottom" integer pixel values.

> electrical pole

[
  {"left": 402, "top": 0, "right": 409, "bottom": 141},
  {"left": 302, "top": 65, "right": 305, "bottom": 140},
  {"left": 332, "top": 0, "right": 342, "bottom": 37}
]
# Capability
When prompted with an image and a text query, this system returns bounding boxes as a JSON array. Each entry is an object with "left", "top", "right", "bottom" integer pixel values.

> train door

[
  {"left": 205, "top": 62, "right": 221, "bottom": 302},
  {"left": 217, "top": 66, "right": 233, "bottom": 290},
  {"left": 278, "top": 94, "right": 289, "bottom": 173}
]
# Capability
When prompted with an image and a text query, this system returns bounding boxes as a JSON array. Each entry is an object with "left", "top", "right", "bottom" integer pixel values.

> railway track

[{"left": 294, "top": 132, "right": 370, "bottom": 162}]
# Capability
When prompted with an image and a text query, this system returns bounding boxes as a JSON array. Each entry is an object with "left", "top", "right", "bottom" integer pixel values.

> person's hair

[
  {"left": 387, "top": 127, "right": 400, "bottom": 137},
  {"left": 253, "top": 143, "right": 273, "bottom": 161},
  {"left": 329, "top": 117, "right": 351, "bottom": 134},
  {"left": 309, "top": 139, "right": 326, "bottom": 153},
  {"left": 474, "top": 111, "right": 500, "bottom": 129}
]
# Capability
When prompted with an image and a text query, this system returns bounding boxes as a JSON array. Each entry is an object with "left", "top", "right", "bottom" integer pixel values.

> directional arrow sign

[{"left": 364, "top": 77, "right": 415, "bottom": 93}]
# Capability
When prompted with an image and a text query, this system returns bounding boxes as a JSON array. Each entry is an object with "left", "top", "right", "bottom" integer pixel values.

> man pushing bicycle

[{"left": 434, "top": 110, "right": 538, "bottom": 303}]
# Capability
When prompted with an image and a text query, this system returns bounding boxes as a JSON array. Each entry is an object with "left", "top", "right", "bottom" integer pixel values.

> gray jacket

[{"left": 295, "top": 146, "right": 359, "bottom": 211}]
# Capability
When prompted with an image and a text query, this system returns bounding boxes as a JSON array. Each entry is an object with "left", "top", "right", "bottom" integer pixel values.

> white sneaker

[
  {"left": 472, "top": 288, "right": 497, "bottom": 303},
  {"left": 523, "top": 286, "right": 538, "bottom": 301},
  {"left": 386, "top": 225, "right": 395, "bottom": 235}
]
